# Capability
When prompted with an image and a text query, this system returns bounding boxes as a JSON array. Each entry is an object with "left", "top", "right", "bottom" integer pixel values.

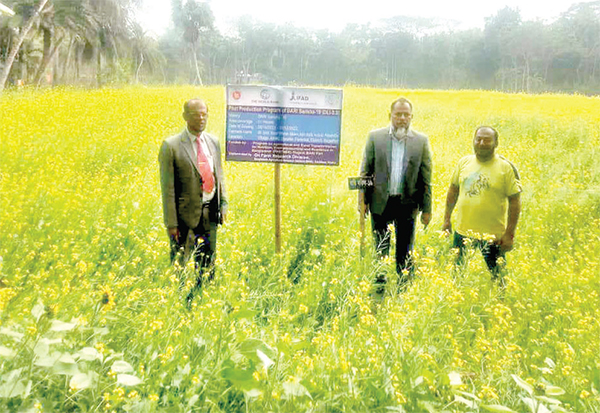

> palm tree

[
  {"left": 0, "top": 0, "right": 48, "bottom": 92},
  {"left": 172, "top": 0, "right": 214, "bottom": 85},
  {"left": 129, "top": 21, "right": 164, "bottom": 83}
]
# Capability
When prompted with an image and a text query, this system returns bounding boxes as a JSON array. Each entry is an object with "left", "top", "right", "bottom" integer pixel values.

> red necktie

[{"left": 196, "top": 135, "right": 215, "bottom": 193}]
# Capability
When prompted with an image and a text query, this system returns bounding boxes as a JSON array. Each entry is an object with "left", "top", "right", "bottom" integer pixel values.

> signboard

[
  {"left": 348, "top": 176, "right": 374, "bottom": 190},
  {"left": 226, "top": 85, "right": 343, "bottom": 165}
]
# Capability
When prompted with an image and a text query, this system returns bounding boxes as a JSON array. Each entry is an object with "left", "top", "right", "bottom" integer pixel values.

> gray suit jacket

[
  {"left": 159, "top": 130, "right": 228, "bottom": 229},
  {"left": 360, "top": 126, "right": 432, "bottom": 216}
]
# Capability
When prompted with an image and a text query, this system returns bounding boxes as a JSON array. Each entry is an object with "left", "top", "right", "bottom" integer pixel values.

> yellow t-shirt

[{"left": 451, "top": 154, "right": 522, "bottom": 239}]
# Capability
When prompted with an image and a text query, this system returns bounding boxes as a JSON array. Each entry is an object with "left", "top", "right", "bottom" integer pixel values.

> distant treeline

[{"left": 2, "top": 0, "right": 600, "bottom": 94}]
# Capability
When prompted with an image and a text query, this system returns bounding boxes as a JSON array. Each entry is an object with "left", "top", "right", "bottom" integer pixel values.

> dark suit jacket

[
  {"left": 360, "top": 126, "right": 432, "bottom": 216},
  {"left": 159, "top": 129, "right": 228, "bottom": 230}
]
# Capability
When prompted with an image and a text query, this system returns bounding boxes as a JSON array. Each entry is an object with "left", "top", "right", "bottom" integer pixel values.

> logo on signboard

[
  {"left": 232, "top": 90, "right": 242, "bottom": 100},
  {"left": 325, "top": 92, "right": 338, "bottom": 107},
  {"left": 290, "top": 91, "right": 309, "bottom": 101},
  {"left": 260, "top": 89, "right": 271, "bottom": 100}
]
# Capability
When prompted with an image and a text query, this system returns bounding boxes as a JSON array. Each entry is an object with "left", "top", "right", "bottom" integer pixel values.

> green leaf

[
  {"left": 282, "top": 381, "right": 312, "bottom": 399},
  {"left": 244, "top": 389, "right": 262, "bottom": 399},
  {"left": 32, "top": 300, "right": 44, "bottom": 322},
  {"left": 536, "top": 396, "right": 561, "bottom": 405},
  {"left": 455, "top": 395, "right": 476, "bottom": 408},
  {"left": 231, "top": 308, "right": 257, "bottom": 320},
  {"left": 417, "top": 401, "right": 441, "bottom": 413},
  {"left": 35, "top": 355, "right": 59, "bottom": 368},
  {"left": 257, "top": 349, "right": 274, "bottom": 369},
  {"left": 33, "top": 341, "right": 50, "bottom": 358},
  {"left": 22, "top": 380, "right": 32, "bottom": 398},
  {"left": 188, "top": 394, "right": 200, "bottom": 407},
  {"left": 59, "top": 353, "right": 76, "bottom": 364},
  {"left": 93, "top": 327, "right": 109, "bottom": 336},
  {"left": 544, "top": 358, "right": 555, "bottom": 369},
  {"left": 70, "top": 373, "right": 92, "bottom": 390},
  {"left": 50, "top": 320, "right": 77, "bottom": 332},
  {"left": 221, "top": 367, "right": 253, "bottom": 383},
  {"left": 454, "top": 390, "right": 481, "bottom": 402},
  {"left": 512, "top": 374, "right": 534, "bottom": 395},
  {"left": 116, "top": 374, "right": 143, "bottom": 386},
  {"left": 481, "top": 404, "right": 518, "bottom": 413},
  {"left": 77, "top": 347, "right": 102, "bottom": 361},
  {"left": 240, "top": 338, "right": 277, "bottom": 362},
  {"left": 53, "top": 361, "right": 80, "bottom": 376},
  {"left": 0, "top": 327, "right": 24, "bottom": 342},
  {"left": 544, "top": 385, "right": 565, "bottom": 396},
  {"left": 448, "top": 371, "right": 462, "bottom": 386},
  {"left": 34, "top": 350, "right": 64, "bottom": 368},
  {"left": 112, "top": 360, "right": 134, "bottom": 373},
  {"left": 522, "top": 397, "right": 551, "bottom": 413},
  {"left": 0, "top": 379, "right": 26, "bottom": 398},
  {"left": 0, "top": 345, "right": 16, "bottom": 358},
  {"left": 194, "top": 336, "right": 206, "bottom": 348}
]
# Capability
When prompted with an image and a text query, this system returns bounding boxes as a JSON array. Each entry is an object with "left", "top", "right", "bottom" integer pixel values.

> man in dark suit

[
  {"left": 159, "top": 98, "right": 227, "bottom": 303},
  {"left": 359, "top": 97, "right": 432, "bottom": 289}
]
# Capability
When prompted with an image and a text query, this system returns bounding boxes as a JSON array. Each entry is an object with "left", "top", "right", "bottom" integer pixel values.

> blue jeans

[{"left": 452, "top": 232, "right": 505, "bottom": 279}]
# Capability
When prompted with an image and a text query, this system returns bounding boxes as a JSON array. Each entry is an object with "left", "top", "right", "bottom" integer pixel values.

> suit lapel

[
  {"left": 402, "top": 129, "right": 417, "bottom": 173},
  {"left": 180, "top": 131, "right": 201, "bottom": 176},
  {"left": 385, "top": 130, "right": 392, "bottom": 174}
]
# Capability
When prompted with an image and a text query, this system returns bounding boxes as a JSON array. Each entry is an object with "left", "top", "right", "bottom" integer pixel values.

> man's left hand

[
  {"left": 499, "top": 232, "right": 514, "bottom": 252},
  {"left": 421, "top": 212, "right": 431, "bottom": 228}
]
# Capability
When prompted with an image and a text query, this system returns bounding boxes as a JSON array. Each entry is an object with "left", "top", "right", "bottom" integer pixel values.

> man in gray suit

[
  {"left": 359, "top": 97, "right": 432, "bottom": 289},
  {"left": 159, "top": 98, "right": 228, "bottom": 303}
]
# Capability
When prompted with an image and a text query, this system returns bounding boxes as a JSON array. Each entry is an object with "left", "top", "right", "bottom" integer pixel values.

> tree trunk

[
  {"left": 34, "top": 34, "right": 64, "bottom": 87},
  {"left": 96, "top": 46, "right": 102, "bottom": 87},
  {"left": 135, "top": 52, "right": 143, "bottom": 83},
  {"left": 191, "top": 44, "right": 203, "bottom": 85},
  {"left": 0, "top": 0, "right": 50, "bottom": 92},
  {"left": 59, "top": 35, "right": 76, "bottom": 84}
]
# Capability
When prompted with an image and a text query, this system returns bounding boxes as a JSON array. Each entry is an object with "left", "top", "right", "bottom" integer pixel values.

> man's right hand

[{"left": 168, "top": 227, "right": 179, "bottom": 242}]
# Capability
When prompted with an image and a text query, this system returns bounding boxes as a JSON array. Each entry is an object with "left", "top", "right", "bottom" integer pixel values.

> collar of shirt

[
  {"left": 186, "top": 128, "right": 214, "bottom": 164},
  {"left": 186, "top": 127, "right": 202, "bottom": 144}
]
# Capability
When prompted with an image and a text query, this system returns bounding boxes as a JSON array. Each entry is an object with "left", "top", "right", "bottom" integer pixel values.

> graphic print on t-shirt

[{"left": 464, "top": 172, "right": 490, "bottom": 197}]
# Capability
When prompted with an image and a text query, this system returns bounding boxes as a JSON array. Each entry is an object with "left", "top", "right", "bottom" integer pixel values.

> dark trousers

[
  {"left": 371, "top": 197, "right": 417, "bottom": 281},
  {"left": 452, "top": 232, "right": 505, "bottom": 279},
  {"left": 170, "top": 202, "right": 218, "bottom": 288}
]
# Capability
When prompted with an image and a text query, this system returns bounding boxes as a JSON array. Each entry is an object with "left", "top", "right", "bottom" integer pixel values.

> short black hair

[
  {"left": 474, "top": 125, "right": 499, "bottom": 142},
  {"left": 390, "top": 97, "right": 413, "bottom": 113}
]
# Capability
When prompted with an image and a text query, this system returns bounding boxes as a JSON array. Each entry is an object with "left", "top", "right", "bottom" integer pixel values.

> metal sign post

[
  {"left": 274, "top": 163, "right": 281, "bottom": 254},
  {"left": 348, "top": 177, "right": 373, "bottom": 256}
]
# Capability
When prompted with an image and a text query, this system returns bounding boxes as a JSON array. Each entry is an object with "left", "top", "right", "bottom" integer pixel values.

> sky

[{"left": 137, "top": 0, "right": 588, "bottom": 37}]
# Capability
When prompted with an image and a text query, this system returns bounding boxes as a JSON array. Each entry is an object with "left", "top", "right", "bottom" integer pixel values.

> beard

[{"left": 394, "top": 126, "right": 408, "bottom": 139}]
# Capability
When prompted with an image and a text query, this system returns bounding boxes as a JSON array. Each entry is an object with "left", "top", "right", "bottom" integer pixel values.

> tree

[
  {"left": 0, "top": 0, "right": 48, "bottom": 91},
  {"left": 171, "top": 0, "right": 214, "bottom": 85}
]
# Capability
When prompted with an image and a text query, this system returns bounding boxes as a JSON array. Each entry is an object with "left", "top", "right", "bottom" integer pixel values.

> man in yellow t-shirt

[{"left": 442, "top": 126, "right": 522, "bottom": 281}]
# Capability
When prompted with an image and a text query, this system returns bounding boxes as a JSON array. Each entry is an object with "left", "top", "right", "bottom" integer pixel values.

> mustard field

[{"left": 0, "top": 86, "right": 599, "bottom": 412}]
